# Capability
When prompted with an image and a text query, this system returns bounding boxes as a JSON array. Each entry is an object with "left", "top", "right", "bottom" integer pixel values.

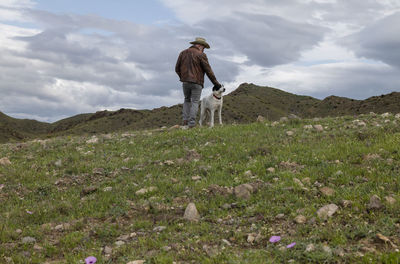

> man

[{"left": 175, "top": 37, "right": 221, "bottom": 128}]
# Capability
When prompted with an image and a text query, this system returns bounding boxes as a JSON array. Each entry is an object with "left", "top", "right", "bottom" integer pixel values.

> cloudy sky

[{"left": 1, "top": 0, "right": 400, "bottom": 122}]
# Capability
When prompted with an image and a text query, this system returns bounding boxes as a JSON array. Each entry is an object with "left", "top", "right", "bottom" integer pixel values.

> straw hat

[{"left": 190, "top": 37, "right": 210, "bottom": 49}]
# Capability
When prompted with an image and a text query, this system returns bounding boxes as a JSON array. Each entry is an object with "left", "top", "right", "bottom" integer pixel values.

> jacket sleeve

[
  {"left": 175, "top": 52, "right": 182, "bottom": 78},
  {"left": 200, "top": 53, "right": 220, "bottom": 86}
]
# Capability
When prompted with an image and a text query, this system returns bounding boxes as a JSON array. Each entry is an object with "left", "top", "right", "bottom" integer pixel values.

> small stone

[
  {"left": 381, "top": 112, "right": 391, "bottom": 118},
  {"left": 244, "top": 170, "right": 253, "bottom": 177},
  {"left": 293, "top": 178, "right": 304, "bottom": 187},
  {"left": 305, "top": 243, "right": 315, "bottom": 252},
  {"left": 54, "top": 224, "right": 64, "bottom": 231},
  {"left": 127, "top": 261, "right": 145, "bottom": 264},
  {"left": 395, "top": 113, "right": 400, "bottom": 119},
  {"left": 302, "top": 177, "right": 311, "bottom": 185},
  {"left": 153, "top": 226, "right": 166, "bottom": 232},
  {"left": 314, "top": 125, "right": 324, "bottom": 131},
  {"left": 81, "top": 186, "right": 98, "bottom": 196},
  {"left": 115, "top": 240, "right": 125, "bottom": 247},
  {"left": 368, "top": 195, "right": 383, "bottom": 210},
  {"left": 267, "top": 167, "right": 275, "bottom": 173},
  {"left": 322, "top": 245, "right": 332, "bottom": 255},
  {"left": 222, "top": 239, "right": 231, "bottom": 246},
  {"left": 276, "top": 213, "right": 285, "bottom": 219},
  {"left": 294, "top": 215, "right": 307, "bottom": 224},
  {"left": 247, "top": 234, "right": 255, "bottom": 243},
  {"left": 162, "top": 246, "right": 172, "bottom": 251},
  {"left": 286, "top": 131, "right": 294, "bottom": 136},
  {"left": 303, "top": 125, "right": 313, "bottom": 129},
  {"left": 22, "top": 236, "right": 36, "bottom": 244},
  {"left": 33, "top": 244, "right": 43, "bottom": 251},
  {"left": 86, "top": 136, "right": 99, "bottom": 144},
  {"left": 320, "top": 187, "right": 335, "bottom": 196},
  {"left": 317, "top": 204, "right": 339, "bottom": 220},
  {"left": 103, "top": 186, "right": 113, "bottom": 192},
  {"left": 341, "top": 200, "right": 352, "bottom": 207},
  {"left": 222, "top": 203, "right": 232, "bottom": 209},
  {"left": 0, "top": 157, "right": 11, "bottom": 166},
  {"left": 15, "top": 229, "right": 22, "bottom": 234},
  {"left": 92, "top": 167, "right": 104, "bottom": 175},
  {"left": 183, "top": 203, "right": 200, "bottom": 222},
  {"left": 104, "top": 246, "right": 112, "bottom": 254},
  {"left": 257, "top": 115, "right": 266, "bottom": 122},
  {"left": 136, "top": 186, "right": 157, "bottom": 195},
  {"left": 385, "top": 196, "right": 396, "bottom": 205},
  {"left": 171, "top": 178, "right": 179, "bottom": 183},
  {"left": 280, "top": 117, "right": 289, "bottom": 122},
  {"left": 234, "top": 184, "right": 254, "bottom": 199},
  {"left": 334, "top": 247, "right": 345, "bottom": 257},
  {"left": 192, "top": 175, "right": 202, "bottom": 181}
]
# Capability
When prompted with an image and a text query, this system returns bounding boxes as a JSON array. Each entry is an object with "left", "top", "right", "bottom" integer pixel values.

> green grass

[{"left": 1, "top": 113, "right": 400, "bottom": 263}]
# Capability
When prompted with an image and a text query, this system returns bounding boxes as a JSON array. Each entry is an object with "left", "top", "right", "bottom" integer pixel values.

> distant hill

[{"left": 1, "top": 83, "right": 400, "bottom": 143}]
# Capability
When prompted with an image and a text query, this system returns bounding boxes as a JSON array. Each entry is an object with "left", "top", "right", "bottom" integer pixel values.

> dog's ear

[{"left": 213, "top": 84, "right": 222, "bottom": 91}]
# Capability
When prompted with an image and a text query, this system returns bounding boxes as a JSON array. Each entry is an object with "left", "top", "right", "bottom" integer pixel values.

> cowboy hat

[{"left": 190, "top": 37, "right": 210, "bottom": 49}]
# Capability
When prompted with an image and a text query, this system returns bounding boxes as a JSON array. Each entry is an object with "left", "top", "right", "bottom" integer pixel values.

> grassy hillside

[
  {"left": 2, "top": 83, "right": 400, "bottom": 143},
  {"left": 1, "top": 113, "right": 400, "bottom": 263},
  {"left": 0, "top": 112, "right": 51, "bottom": 143}
]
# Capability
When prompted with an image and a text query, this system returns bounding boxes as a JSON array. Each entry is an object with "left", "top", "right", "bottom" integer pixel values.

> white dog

[{"left": 199, "top": 85, "right": 226, "bottom": 127}]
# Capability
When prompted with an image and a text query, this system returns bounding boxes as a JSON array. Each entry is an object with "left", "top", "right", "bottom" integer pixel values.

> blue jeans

[{"left": 182, "top": 82, "right": 202, "bottom": 126}]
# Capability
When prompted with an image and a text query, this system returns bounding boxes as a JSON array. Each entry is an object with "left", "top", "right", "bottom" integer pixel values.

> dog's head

[{"left": 212, "top": 84, "right": 226, "bottom": 96}]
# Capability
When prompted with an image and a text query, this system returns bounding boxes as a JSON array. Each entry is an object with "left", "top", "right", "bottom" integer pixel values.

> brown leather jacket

[{"left": 175, "top": 46, "right": 220, "bottom": 87}]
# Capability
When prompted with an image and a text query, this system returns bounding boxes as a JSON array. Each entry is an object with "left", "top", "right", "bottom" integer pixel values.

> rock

[
  {"left": 92, "top": 167, "right": 104, "bottom": 175},
  {"left": 22, "top": 236, "right": 36, "bottom": 244},
  {"left": 288, "top": 114, "right": 300, "bottom": 119},
  {"left": 319, "top": 187, "right": 335, "bottom": 196},
  {"left": 271, "top": 121, "right": 279, "bottom": 127},
  {"left": 280, "top": 117, "right": 289, "bottom": 122},
  {"left": 222, "top": 239, "right": 232, "bottom": 246},
  {"left": 104, "top": 246, "right": 112, "bottom": 254},
  {"left": 153, "top": 226, "right": 166, "bottom": 232},
  {"left": 81, "top": 186, "right": 98, "bottom": 196},
  {"left": 276, "top": 213, "right": 285, "bottom": 219},
  {"left": 192, "top": 175, "right": 202, "bottom": 181},
  {"left": 395, "top": 113, "right": 400, "bottom": 119},
  {"left": 322, "top": 245, "right": 332, "bottom": 255},
  {"left": 385, "top": 196, "right": 396, "bottom": 205},
  {"left": 135, "top": 186, "right": 157, "bottom": 195},
  {"left": 381, "top": 112, "right": 391, "bottom": 118},
  {"left": 15, "top": 229, "right": 22, "bottom": 234},
  {"left": 266, "top": 167, "right": 275, "bottom": 173},
  {"left": 234, "top": 184, "right": 254, "bottom": 199},
  {"left": 103, "top": 186, "right": 113, "bottom": 192},
  {"left": 313, "top": 125, "right": 324, "bottom": 131},
  {"left": 54, "top": 224, "right": 64, "bottom": 231},
  {"left": 127, "top": 261, "right": 145, "bottom": 264},
  {"left": 317, "top": 204, "right": 339, "bottom": 220},
  {"left": 247, "top": 234, "right": 255, "bottom": 243},
  {"left": 33, "top": 244, "right": 43, "bottom": 251},
  {"left": 303, "top": 125, "right": 313, "bottom": 130},
  {"left": 244, "top": 170, "right": 253, "bottom": 177},
  {"left": 256, "top": 115, "right": 266, "bottom": 122},
  {"left": 293, "top": 178, "right": 304, "bottom": 187},
  {"left": 305, "top": 243, "right": 315, "bottom": 252},
  {"left": 368, "top": 195, "right": 383, "bottom": 210},
  {"left": 162, "top": 246, "right": 172, "bottom": 251},
  {"left": 286, "top": 131, "right": 294, "bottom": 136},
  {"left": 341, "top": 200, "right": 352, "bottom": 208},
  {"left": 334, "top": 247, "right": 345, "bottom": 257},
  {"left": 294, "top": 215, "right": 307, "bottom": 224},
  {"left": 0, "top": 157, "right": 12, "bottom": 166},
  {"left": 115, "top": 240, "right": 125, "bottom": 247},
  {"left": 86, "top": 136, "right": 99, "bottom": 144},
  {"left": 183, "top": 203, "right": 200, "bottom": 222}
]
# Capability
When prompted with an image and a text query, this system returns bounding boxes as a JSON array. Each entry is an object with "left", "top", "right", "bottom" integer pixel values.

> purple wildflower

[
  {"left": 26, "top": 210, "right": 33, "bottom": 214},
  {"left": 287, "top": 242, "right": 296, "bottom": 248},
  {"left": 269, "top": 236, "right": 281, "bottom": 243},
  {"left": 85, "top": 256, "right": 97, "bottom": 264}
]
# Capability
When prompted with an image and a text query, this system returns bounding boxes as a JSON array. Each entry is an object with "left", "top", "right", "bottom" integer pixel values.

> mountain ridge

[{"left": 1, "top": 83, "right": 400, "bottom": 143}]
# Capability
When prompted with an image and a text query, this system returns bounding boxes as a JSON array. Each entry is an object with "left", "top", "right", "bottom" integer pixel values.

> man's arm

[
  {"left": 200, "top": 53, "right": 220, "bottom": 86},
  {"left": 175, "top": 52, "right": 182, "bottom": 78}
]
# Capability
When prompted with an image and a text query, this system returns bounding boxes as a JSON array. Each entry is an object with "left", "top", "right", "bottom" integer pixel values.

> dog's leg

[
  {"left": 210, "top": 109, "right": 215, "bottom": 127},
  {"left": 199, "top": 101, "right": 205, "bottom": 126},
  {"left": 218, "top": 105, "right": 223, "bottom": 125}
]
